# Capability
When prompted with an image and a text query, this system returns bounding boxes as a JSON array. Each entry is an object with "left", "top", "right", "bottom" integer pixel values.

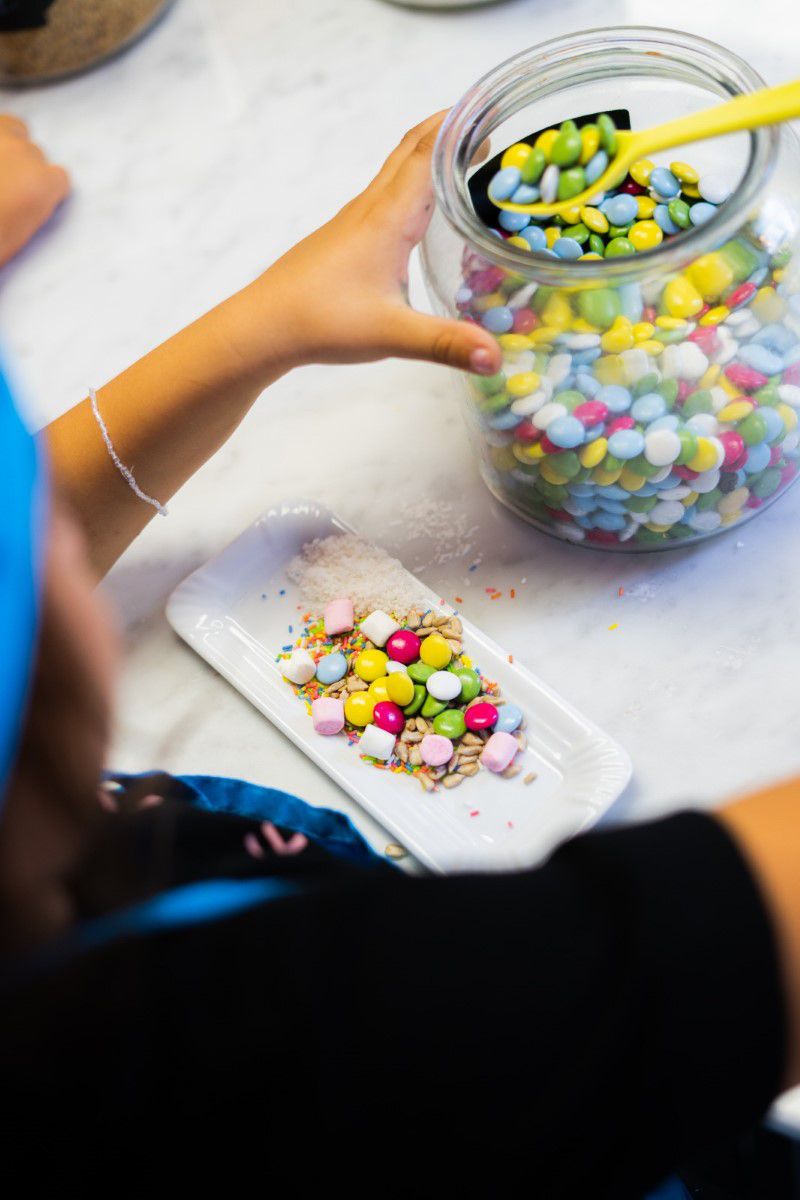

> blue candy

[
  {"left": 520, "top": 224, "right": 548, "bottom": 251},
  {"left": 744, "top": 443, "right": 771, "bottom": 474},
  {"left": 596, "top": 485, "right": 630, "bottom": 500},
  {"left": 547, "top": 415, "right": 585, "bottom": 449},
  {"left": 511, "top": 184, "right": 540, "bottom": 204},
  {"left": 482, "top": 306, "right": 514, "bottom": 334},
  {"left": 594, "top": 510, "right": 627, "bottom": 532},
  {"left": 596, "top": 497, "right": 628, "bottom": 515},
  {"left": 738, "top": 343, "right": 784, "bottom": 375},
  {"left": 646, "top": 414, "right": 680, "bottom": 433},
  {"left": 618, "top": 282, "right": 644, "bottom": 323},
  {"left": 488, "top": 167, "right": 522, "bottom": 202},
  {"left": 689, "top": 202, "right": 717, "bottom": 226},
  {"left": 488, "top": 409, "right": 521, "bottom": 430},
  {"left": 596, "top": 384, "right": 632, "bottom": 413},
  {"left": 553, "top": 237, "right": 583, "bottom": 260},
  {"left": 495, "top": 703, "right": 523, "bottom": 733},
  {"left": 631, "top": 392, "right": 667, "bottom": 423},
  {"left": 649, "top": 167, "right": 680, "bottom": 198},
  {"left": 499, "top": 209, "right": 531, "bottom": 233},
  {"left": 568, "top": 483, "right": 595, "bottom": 497},
  {"left": 760, "top": 407, "right": 786, "bottom": 441},
  {"left": 653, "top": 204, "right": 680, "bottom": 234},
  {"left": 602, "top": 193, "right": 638, "bottom": 226},
  {"left": 607, "top": 428, "right": 645, "bottom": 460},
  {"left": 585, "top": 150, "right": 609, "bottom": 184},
  {"left": 315, "top": 651, "right": 348, "bottom": 686}
]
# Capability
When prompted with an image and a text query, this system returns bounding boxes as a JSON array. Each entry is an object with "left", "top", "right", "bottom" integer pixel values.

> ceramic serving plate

[{"left": 166, "top": 500, "right": 631, "bottom": 873}]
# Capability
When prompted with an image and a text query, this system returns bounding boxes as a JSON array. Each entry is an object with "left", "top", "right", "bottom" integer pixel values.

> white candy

[
  {"left": 709, "top": 387, "right": 730, "bottom": 413},
  {"left": 649, "top": 500, "right": 685, "bottom": 526},
  {"left": 281, "top": 649, "right": 316, "bottom": 686},
  {"left": 657, "top": 485, "right": 692, "bottom": 501},
  {"left": 511, "top": 390, "right": 549, "bottom": 417},
  {"left": 560, "top": 333, "right": 600, "bottom": 350},
  {"left": 621, "top": 348, "right": 651, "bottom": 385},
  {"left": 358, "top": 723, "right": 396, "bottom": 761},
  {"left": 692, "top": 468, "right": 721, "bottom": 494},
  {"left": 359, "top": 610, "right": 400, "bottom": 648},
  {"left": 540, "top": 163, "right": 559, "bottom": 204},
  {"left": 426, "top": 670, "right": 462, "bottom": 702},
  {"left": 698, "top": 171, "right": 734, "bottom": 205},
  {"left": 546, "top": 353, "right": 572, "bottom": 384},
  {"left": 662, "top": 342, "right": 708, "bottom": 381},
  {"left": 707, "top": 437, "right": 726, "bottom": 470},
  {"left": 689, "top": 511, "right": 723, "bottom": 533},
  {"left": 508, "top": 282, "right": 538, "bottom": 309},
  {"left": 777, "top": 384, "right": 800, "bottom": 408},
  {"left": 649, "top": 466, "right": 672, "bottom": 483},
  {"left": 533, "top": 401, "right": 567, "bottom": 430},
  {"left": 386, "top": 661, "right": 408, "bottom": 675},
  {"left": 644, "top": 429, "right": 681, "bottom": 467},
  {"left": 554, "top": 521, "right": 585, "bottom": 542},
  {"left": 686, "top": 413, "right": 719, "bottom": 436}
]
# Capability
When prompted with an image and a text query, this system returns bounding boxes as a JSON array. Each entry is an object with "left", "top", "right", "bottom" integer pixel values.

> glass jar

[{"left": 422, "top": 28, "right": 800, "bottom": 550}]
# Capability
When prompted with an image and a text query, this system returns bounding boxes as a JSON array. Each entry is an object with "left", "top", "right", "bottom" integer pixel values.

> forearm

[{"left": 43, "top": 277, "right": 296, "bottom": 576}]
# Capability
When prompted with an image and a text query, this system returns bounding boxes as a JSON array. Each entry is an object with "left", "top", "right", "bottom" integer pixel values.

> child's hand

[
  {"left": 0, "top": 115, "right": 69, "bottom": 267},
  {"left": 240, "top": 113, "right": 502, "bottom": 377}
]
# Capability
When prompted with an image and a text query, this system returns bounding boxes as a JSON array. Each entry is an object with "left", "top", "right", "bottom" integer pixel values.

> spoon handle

[{"left": 638, "top": 79, "right": 800, "bottom": 159}]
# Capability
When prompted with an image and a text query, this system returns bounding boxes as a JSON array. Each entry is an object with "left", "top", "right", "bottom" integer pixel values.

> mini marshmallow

[
  {"left": 324, "top": 596, "right": 354, "bottom": 637},
  {"left": 420, "top": 733, "right": 453, "bottom": 767},
  {"left": 359, "top": 610, "right": 400, "bottom": 648},
  {"left": 358, "top": 723, "right": 396, "bottom": 761},
  {"left": 386, "top": 661, "right": 409, "bottom": 675},
  {"left": 425, "top": 670, "right": 462, "bottom": 702},
  {"left": 312, "top": 696, "right": 345, "bottom": 736},
  {"left": 281, "top": 648, "right": 316, "bottom": 686},
  {"left": 480, "top": 731, "right": 519, "bottom": 774}
]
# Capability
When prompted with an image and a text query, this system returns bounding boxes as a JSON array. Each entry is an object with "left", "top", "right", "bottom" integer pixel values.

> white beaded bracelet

[{"left": 89, "top": 387, "right": 168, "bottom": 517}]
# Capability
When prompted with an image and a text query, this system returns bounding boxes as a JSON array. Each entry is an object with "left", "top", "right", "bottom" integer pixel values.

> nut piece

[
  {"left": 347, "top": 677, "right": 368, "bottom": 692},
  {"left": 501, "top": 763, "right": 522, "bottom": 779},
  {"left": 418, "top": 772, "right": 436, "bottom": 792},
  {"left": 415, "top": 717, "right": 429, "bottom": 733},
  {"left": 458, "top": 762, "right": 479, "bottom": 777},
  {"left": 406, "top": 610, "right": 422, "bottom": 630},
  {"left": 385, "top": 843, "right": 407, "bottom": 860},
  {"left": 442, "top": 773, "right": 464, "bottom": 789},
  {"left": 524, "top": 771, "right": 538, "bottom": 785},
  {"left": 409, "top": 746, "right": 422, "bottom": 766}
]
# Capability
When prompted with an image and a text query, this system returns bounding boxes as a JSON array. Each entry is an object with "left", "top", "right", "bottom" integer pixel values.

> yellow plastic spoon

[{"left": 492, "top": 79, "right": 800, "bottom": 220}]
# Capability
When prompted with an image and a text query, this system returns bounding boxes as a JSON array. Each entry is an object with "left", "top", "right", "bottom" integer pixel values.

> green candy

[
  {"left": 476, "top": 390, "right": 510, "bottom": 414},
  {"left": 598, "top": 113, "right": 617, "bottom": 155},
  {"left": 550, "top": 120, "right": 582, "bottom": 167},
  {"left": 577, "top": 287, "right": 621, "bottom": 329},
  {"left": 557, "top": 166, "right": 586, "bottom": 201},
  {"left": 657, "top": 378, "right": 679, "bottom": 405},
  {"left": 408, "top": 661, "right": 435, "bottom": 684},
  {"left": 451, "top": 667, "right": 481, "bottom": 703},
  {"left": 474, "top": 371, "right": 506, "bottom": 395},
  {"left": 627, "top": 493, "right": 658, "bottom": 513},
  {"left": 589, "top": 233, "right": 606, "bottom": 256},
  {"left": 739, "top": 411, "right": 768, "bottom": 446},
  {"left": 755, "top": 385, "right": 780, "bottom": 407},
  {"left": 667, "top": 198, "right": 691, "bottom": 228},
  {"left": 605, "top": 236, "right": 635, "bottom": 258},
  {"left": 562, "top": 222, "right": 590, "bottom": 244},
  {"left": 603, "top": 453, "right": 624, "bottom": 472},
  {"left": 433, "top": 709, "right": 467, "bottom": 739},
  {"left": 629, "top": 453, "right": 661, "bottom": 479},
  {"left": 697, "top": 487, "right": 722, "bottom": 512},
  {"left": 608, "top": 223, "right": 632, "bottom": 238},
  {"left": 634, "top": 372, "right": 660, "bottom": 397},
  {"left": 421, "top": 693, "right": 448, "bottom": 719},
  {"left": 535, "top": 480, "right": 568, "bottom": 506},
  {"left": 669, "top": 524, "right": 694, "bottom": 540},
  {"left": 770, "top": 247, "right": 792, "bottom": 269},
  {"left": 753, "top": 467, "right": 782, "bottom": 499},
  {"left": 553, "top": 450, "right": 582, "bottom": 479},
  {"left": 676, "top": 429, "right": 698, "bottom": 465},
  {"left": 635, "top": 526, "right": 669, "bottom": 544},
  {"left": 681, "top": 389, "right": 713, "bottom": 417},
  {"left": 403, "top": 684, "right": 426, "bottom": 717},
  {"left": 720, "top": 238, "right": 760, "bottom": 282},
  {"left": 654, "top": 328, "right": 688, "bottom": 345},
  {"left": 521, "top": 146, "right": 546, "bottom": 185},
  {"left": 556, "top": 389, "right": 585, "bottom": 412}
]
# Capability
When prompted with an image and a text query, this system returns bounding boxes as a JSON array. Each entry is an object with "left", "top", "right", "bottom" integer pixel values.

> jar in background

[
  {"left": 0, "top": 0, "right": 176, "bottom": 84},
  {"left": 422, "top": 28, "right": 800, "bottom": 550}
]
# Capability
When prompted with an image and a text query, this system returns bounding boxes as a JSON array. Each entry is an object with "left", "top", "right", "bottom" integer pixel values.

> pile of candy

[
  {"left": 279, "top": 598, "right": 529, "bottom": 790},
  {"left": 484, "top": 113, "right": 732, "bottom": 264},
  {"left": 459, "top": 114, "right": 800, "bottom": 547}
]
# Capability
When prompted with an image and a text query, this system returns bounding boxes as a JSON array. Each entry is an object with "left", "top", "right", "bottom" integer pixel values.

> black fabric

[
  {"left": 0, "top": 0, "right": 54, "bottom": 31},
  {"left": 0, "top": 797, "right": 786, "bottom": 1198}
]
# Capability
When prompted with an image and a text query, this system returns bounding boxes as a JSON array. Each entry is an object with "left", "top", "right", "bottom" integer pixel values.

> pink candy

[
  {"left": 372, "top": 701, "right": 405, "bottom": 735},
  {"left": 464, "top": 701, "right": 498, "bottom": 731},
  {"left": 385, "top": 629, "right": 422, "bottom": 664},
  {"left": 725, "top": 364, "right": 768, "bottom": 392},
  {"left": 480, "top": 731, "right": 519, "bottom": 774},
  {"left": 718, "top": 431, "right": 746, "bottom": 469},
  {"left": 324, "top": 597, "right": 354, "bottom": 637},
  {"left": 574, "top": 401, "right": 608, "bottom": 427},
  {"left": 420, "top": 734, "right": 454, "bottom": 767},
  {"left": 607, "top": 416, "right": 635, "bottom": 435},
  {"left": 312, "top": 697, "right": 345, "bottom": 736},
  {"left": 512, "top": 308, "right": 538, "bottom": 334}
]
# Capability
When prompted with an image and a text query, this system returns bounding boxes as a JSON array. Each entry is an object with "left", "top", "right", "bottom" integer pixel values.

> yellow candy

[
  {"left": 752, "top": 287, "right": 786, "bottom": 324},
  {"left": 420, "top": 633, "right": 452, "bottom": 670},
  {"left": 687, "top": 437, "right": 718, "bottom": 473},
  {"left": 507, "top": 372, "right": 540, "bottom": 397},
  {"left": 655, "top": 316, "right": 689, "bottom": 331},
  {"left": 687, "top": 253, "right": 734, "bottom": 301},
  {"left": 681, "top": 182, "right": 701, "bottom": 198},
  {"left": 636, "top": 195, "right": 657, "bottom": 219},
  {"left": 540, "top": 462, "right": 570, "bottom": 485},
  {"left": 579, "top": 437, "right": 608, "bottom": 469},
  {"left": 541, "top": 292, "right": 573, "bottom": 329},
  {"left": 639, "top": 340, "right": 664, "bottom": 357},
  {"left": 386, "top": 672, "right": 414, "bottom": 707},
  {"left": 592, "top": 465, "right": 623, "bottom": 485},
  {"left": 472, "top": 291, "right": 506, "bottom": 313},
  {"left": 630, "top": 159, "right": 655, "bottom": 186},
  {"left": 368, "top": 677, "right": 391, "bottom": 703},
  {"left": 594, "top": 354, "right": 626, "bottom": 386},
  {"left": 777, "top": 403, "right": 798, "bottom": 432},
  {"left": 579, "top": 124, "right": 600, "bottom": 164},
  {"left": 579, "top": 253, "right": 603, "bottom": 260},
  {"left": 619, "top": 467, "right": 645, "bottom": 491},
  {"left": 721, "top": 511, "right": 743, "bottom": 526},
  {"left": 513, "top": 441, "right": 546, "bottom": 463},
  {"left": 718, "top": 374, "right": 741, "bottom": 398},
  {"left": 718, "top": 400, "right": 754, "bottom": 423},
  {"left": 670, "top": 160, "right": 700, "bottom": 184},
  {"left": 344, "top": 692, "right": 375, "bottom": 727},
  {"left": 774, "top": 268, "right": 787, "bottom": 284},
  {"left": 507, "top": 236, "right": 531, "bottom": 251},
  {"left": 646, "top": 523, "right": 672, "bottom": 534},
  {"left": 700, "top": 364, "right": 722, "bottom": 389},
  {"left": 700, "top": 306, "right": 730, "bottom": 326},
  {"left": 601, "top": 318, "right": 635, "bottom": 353},
  {"left": 354, "top": 649, "right": 388, "bottom": 682},
  {"left": 560, "top": 203, "right": 583, "bottom": 225},
  {"left": 535, "top": 128, "right": 559, "bottom": 157},
  {"left": 580, "top": 205, "right": 609, "bottom": 234},
  {"left": 718, "top": 487, "right": 749, "bottom": 515},
  {"left": 489, "top": 444, "right": 517, "bottom": 472},
  {"left": 628, "top": 220, "right": 663, "bottom": 252},
  {"left": 664, "top": 275, "right": 704, "bottom": 319},
  {"left": 682, "top": 491, "right": 699, "bottom": 507},
  {"left": 570, "top": 318, "right": 601, "bottom": 334},
  {"left": 529, "top": 326, "right": 560, "bottom": 345},
  {"left": 498, "top": 333, "right": 533, "bottom": 355},
  {"left": 632, "top": 322, "right": 655, "bottom": 341},
  {"left": 501, "top": 142, "right": 533, "bottom": 171},
  {"left": 545, "top": 226, "right": 561, "bottom": 249}
]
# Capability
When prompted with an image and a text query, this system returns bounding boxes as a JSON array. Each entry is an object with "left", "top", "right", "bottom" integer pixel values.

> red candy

[
  {"left": 607, "top": 416, "right": 635, "bottom": 435},
  {"left": 718, "top": 431, "right": 746, "bottom": 469},
  {"left": 372, "top": 701, "right": 405, "bottom": 735},
  {"left": 677, "top": 381, "right": 693, "bottom": 404},
  {"left": 587, "top": 529, "right": 620, "bottom": 544},
  {"left": 512, "top": 308, "right": 538, "bottom": 334},
  {"left": 688, "top": 327, "right": 719, "bottom": 355},
  {"left": 574, "top": 401, "right": 609, "bottom": 427},
  {"left": 673, "top": 465, "right": 698, "bottom": 480},
  {"left": 514, "top": 420, "right": 541, "bottom": 443},
  {"left": 620, "top": 178, "right": 644, "bottom": 195},
  {"left": 784, "top": 362, "right": 800, "bottom": 387},
  {"left": 464, "top": 702, "right": 499, "bottom": 731},
  {"left": 470, "top": 266, "right": 506, "bottom": 295},
  {"left": 770, "top": 445, "right": 783, "bottom": 466},
  {"left": 725, "top": 364, "right": 769, "bottom": 391},
  {"left": 385, "top": 629, "right": 421, "bottom": 665},
  {"left": 727, "top": 282, "right": 757, "bottom": 310},
  {"left": 539, "top": 435, "right": 560, "bottom": 455}
]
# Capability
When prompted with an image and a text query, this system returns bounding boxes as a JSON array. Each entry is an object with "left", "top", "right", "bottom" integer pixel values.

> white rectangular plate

[{"left": 166, "top": 500, "right": 632, "bottom": 873}]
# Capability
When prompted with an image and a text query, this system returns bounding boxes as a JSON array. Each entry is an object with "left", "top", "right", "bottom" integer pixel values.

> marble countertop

[{"left": 2, "top": 0, "right": 800, "bottom": 1133}]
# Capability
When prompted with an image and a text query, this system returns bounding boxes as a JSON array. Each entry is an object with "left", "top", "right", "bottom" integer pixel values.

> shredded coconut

[{"left": 287, "top": 534, "right": 427, "bottom": 614}]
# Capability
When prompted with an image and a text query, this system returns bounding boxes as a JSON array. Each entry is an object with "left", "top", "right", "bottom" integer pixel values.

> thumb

[{"left": 390, "top": 309, "right": 502, "bottom": 375}]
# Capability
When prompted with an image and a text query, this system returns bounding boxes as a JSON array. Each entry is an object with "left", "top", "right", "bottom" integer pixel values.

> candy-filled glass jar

[{"left": 422, "top": 28, "right": 800, "bottom": 549}]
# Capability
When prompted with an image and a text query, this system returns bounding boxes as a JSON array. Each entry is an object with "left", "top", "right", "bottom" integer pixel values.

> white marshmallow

[
  {"left": 359, "top": 610, "right": 400, "bottom": 648},
  {"left": 281, "top": 649, "right": 316, "bottom": 686},
  {"left": 358, "top": 724, "right": 396, "bottom": 761}
]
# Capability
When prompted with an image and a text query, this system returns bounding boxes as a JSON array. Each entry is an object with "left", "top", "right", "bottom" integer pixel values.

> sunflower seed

[
  {"left": 406, "top": 611, "right": 422, "bottom": 630},
  {"left": 442, "top": 773, "right": 464, "bottom": 789},
  {"left": 502, "top": 763, "right": 522, "bottom": 779},
  {"left": 524, "top": 772, "right": 537, "bottom": 785},
  {"left": 415, "top": 717, "right": 429, "bottom": 734},
  {"left": 462, "top": 733, "right": 483, "bottom": 746},
  {"left": 385, "top": 843, "right": 408, "bottom": 860},
  {"left": 515, "top": 733, "right": 527, "bottom": 751},
  {"left": 418, "top": 773, "right": 436, "bottom": 792},
  {"left": 396, "top": 742, "right": 409, "bottom": 763},
  {"left": 458, "top": 762, "right": 479, "bottom": 777},
  {"left": 347, "top": 677, "right": 368, "bottom": 692},
  {"left": 402, "top": 731, "right": 422, "bottom": 744},
  {"left": 409, "top": 746, "right": 422, "bottom": 766}
]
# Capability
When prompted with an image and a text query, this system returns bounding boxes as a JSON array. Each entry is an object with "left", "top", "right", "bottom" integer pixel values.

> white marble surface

[{"left": 2, "top": 0, "right": 800, "bottom": 1131}]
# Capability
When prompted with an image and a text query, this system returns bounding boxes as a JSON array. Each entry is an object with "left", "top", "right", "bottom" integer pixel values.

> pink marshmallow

[
  {"left": 420, "top": 734, "right": 453, "bottom": 767},
  {"left": 324, "top": 596, "right": 354, "bottom": 637},
  {"left": 312, "top": 697, "right": 345, "bottom": 737},
  {"left": 480, "top": 731, "right": 519, "bottom": 774}
]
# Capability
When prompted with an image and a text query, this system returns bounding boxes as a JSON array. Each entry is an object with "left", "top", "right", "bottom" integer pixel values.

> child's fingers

[
  {"left": 367, "top": 111, "right": 448, "bottom": 197},
  {"left": 388, "top": 309, "right": 502, "bottom": 375}
]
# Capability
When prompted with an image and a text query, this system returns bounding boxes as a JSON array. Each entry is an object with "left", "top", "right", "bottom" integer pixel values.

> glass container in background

[{"left": 422, "top": 29, "right": 800, "bottom": 550}]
